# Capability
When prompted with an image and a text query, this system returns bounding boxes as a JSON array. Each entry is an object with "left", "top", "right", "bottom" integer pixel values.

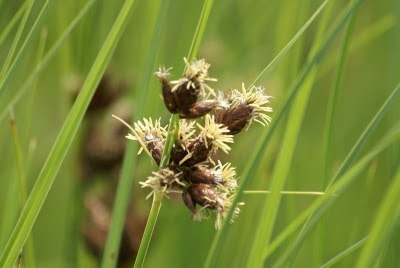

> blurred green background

[{"left": 0, "top": 0, "right": 399, "bottom": 267}]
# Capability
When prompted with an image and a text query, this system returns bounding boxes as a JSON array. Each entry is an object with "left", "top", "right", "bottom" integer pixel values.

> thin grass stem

[
  {"left": 0, "top": 2, "right": 27, "bottom": 47},
  {"left": 244, "top": 191, "right": 325, "bottom": 196}
]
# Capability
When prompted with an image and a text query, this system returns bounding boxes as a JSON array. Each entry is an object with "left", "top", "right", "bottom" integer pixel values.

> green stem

[
  {"left": 9, "top": 110, "right": 35, "bottom": 268},
  {"left": 133, "top": 0, "right": 214, "bottom": 265},
  {"left": 133, "top": 193, "right": 163, "bottom": 268},
  {"left": 244, "top": 191, "right": 324, "bottom": 196},
  {"left": 133, "top": 114, "right": 179, "bottom": 268}
]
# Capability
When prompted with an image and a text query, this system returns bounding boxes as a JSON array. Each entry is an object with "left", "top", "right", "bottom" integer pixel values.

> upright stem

[
  {"left": 133, "top": 193, "right": 163, "bottom": 268},
  {"left": 133, "top": 114, "right": 179, "bottom": 268}
]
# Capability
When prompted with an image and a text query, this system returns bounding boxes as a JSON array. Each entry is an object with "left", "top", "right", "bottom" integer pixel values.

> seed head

[
  {"left": 113, "top": 115, "right": 166, "bottom": 165},
  {"left": 155, "top": 66, "right": 177, "bottom": 113},
  {"left": 215, "top": 83, "right": 273, "bottom": 134},
  {"left": 185, "top": 161, "right": 237, "bottom": 191},
  {"left": 182, "top": 183, "right": 243, "bottom": 229},
  {"left": 174, "top": 115, "right": 233, "bottom": 166},
  {"left": 140, "top": 165, "right": 185, "bottom": 199},
  {"left": 171, "top": 58, "right": 217, "bottom": 97}
]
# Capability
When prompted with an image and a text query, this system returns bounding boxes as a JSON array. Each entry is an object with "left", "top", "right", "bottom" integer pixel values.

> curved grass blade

[
  {"left": 0, "top": 0, "right": 34, "bottom": 79},
  {"left": 186, "top": 0, "right": 215, "bottom": 62},
  {"left": 101, "top": 1, "right": 168, "bottom": 267},
  {"left": 320, "top": 237, "right": 367, "bottom": 268},
  {"left": 0, "top": 0, "right": 96, "bottom": 121},
  {"left": 9, "top": 110, "right": 36, "bottom": 268},
  {"left": 0, "top": 0, "right": 49, "bottom": 94},
  {"left": 0, "top": 0, "right": 136, "bottom": 266},
  {"left": 274, "top": 6, "right": 359, "bottom": 268},
  {"left": 356, "top": 169, "right": 400, "bottom": 267},
  {"left": 263, "top": 122, "right": 400, "bottom": 260},
  {"left": 133, "top": 1, "right": 215, "bottom": 267},
  {"left": 0, "top": 2, "right": 28, "bottom": 47},
  {"left": 205, "top": 0, "right": 363, "bottom": 265},
  {"left": 244, "top": 191, "right": 324, "bottom": 196},
  {"left": 323, "top": 12, "right": 358, "bottom": 186},
  {"left": 250, "top": 0, "right": 329, "bottom": 87},
  {"left": 246, "top": 1, "right": 334, "bottom": 266},
  {"left": 276, "top": 57, "right": 400, "bottom": 268},
  {"left": 320, "top": 13, "right": 395, "bottom": 78}
]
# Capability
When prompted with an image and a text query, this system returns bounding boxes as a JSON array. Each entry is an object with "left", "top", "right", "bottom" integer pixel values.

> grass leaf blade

[{"left": 0, "top": 0, "right": 136, "bottom": 266}]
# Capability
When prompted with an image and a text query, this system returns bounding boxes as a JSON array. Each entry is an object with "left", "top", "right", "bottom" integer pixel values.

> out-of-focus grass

[{"left": 0, "top": 0, "right": 399, "bottom": 267}]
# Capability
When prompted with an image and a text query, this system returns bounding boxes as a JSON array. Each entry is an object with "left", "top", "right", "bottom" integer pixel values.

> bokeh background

[{"left": 0, "top": 0, "right": 399, "bottom": 267}]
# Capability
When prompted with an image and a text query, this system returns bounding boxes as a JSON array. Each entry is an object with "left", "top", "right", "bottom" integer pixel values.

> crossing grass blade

[
  {"left": 321, "top": 13, "right": 395, "bottom": 78},
  {"left": 0, "top": 0, "right": 34, "bottom": 79},
  {"left": 323, "top": 9, "right": 358, "bottom": 187},
  {"left": 320, "top": 237, "right": 367, "bottom": 268},
  {"left": 101, "top": 1, "right": 168, "bottom": 267},
  {"left": 273, "top": 6, "right": 359, "bottom": 268},
  {"left": 205, "top": 0, "right": 363, "bottom": 265},
  {"left": 0, "top": 0, "right": 137, "bottom": 266},
  {"left": 249, "top": 0, "right": 329, "bottom": 87},
  {"left": 9, "top": 110, "right": 36, "bottom": 268},
  {"left": 356, "top": 169, "right": 400, "bottom": 267},
  {"left": 263, "top": 123, "right": 400, "bottom": 261},
  {"left": 0, "top": 1, "right": 27, "bottom": 47},
  {"left": 0, "top": 0, "right": 49, "bottom": 94},
  {"left": 0, "top": 0, "right": 96, "bottom": 121},
  {"left": 276, "top": 65, "right": 400, "bottom": 267},
  {"left": 247, "top": 1, "right": 335, "bottom": 266}
]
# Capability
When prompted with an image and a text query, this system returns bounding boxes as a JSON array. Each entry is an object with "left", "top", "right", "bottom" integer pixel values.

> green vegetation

[{"left": 0, "top": 0, "right": 399, "bottom": 267}]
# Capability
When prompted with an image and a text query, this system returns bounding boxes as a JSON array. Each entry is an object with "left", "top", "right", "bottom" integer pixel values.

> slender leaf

[
  {"left": 320, "top": 237, "right": 367, "bottom": 268},
  {"left": 0, "top": 0, "right": 137, "bottom": 265},
  {"left": 277, "top": 59, "right": 400, "bottom": 267},
  {"left": 0, "top": 0, "right": 34, "bottom": 79},
  {"left": 247, "top": 1, "right": 335, "bottom": 266},
  {"left": 264, "top": 124, "right": 400, "bottom": 261},
  {"left": 101, "top": 1, "right": 168, "bottom": 267},
  {"left": 0, "top": 0, "right": 96, "bottom": 121},
  {"left": 0, "top": 2, "right": 27, "bottom": 47},
  {"left": 356, "top": 169, "right": 400, "bottom": 267},
  {"left": 274, "top": 6, "right": 359, "bottom": 268},
  {"left": 0, "top": 0, "right": 49, "bottom": 94},
  {"left": 9, "top": 110, "right": 36, "bottom": 268},
  {"left": 264, "top": 81, "right": 400, "bottom": 259},
  {"left": 250, "top": 0, "right": 329, "bottom": 87},
  {"left": 205, "top": 0, "right": 363, "bottom": 265}
]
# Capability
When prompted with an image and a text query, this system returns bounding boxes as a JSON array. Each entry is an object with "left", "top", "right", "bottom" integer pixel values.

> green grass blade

[
  {"left": 264, "top": 122, "right": 400, "bottom": 259},
  {"left": 0, "top": 2, "right": 27, "bottom": 47},
  {"left": 273, "top": 78, "right": 400, "bottom": 266},
  {"left": 244, "top": 191, "right": 324, "bottom": 196},
  {"left": 187, "top": 0, "right": 214, "bottom": 61},
  {"left": 321, "top": 13, "right": 395, "bottom": 78},
  {"left": 320, "top": 237, "right": 367, "bottom": 268},
  {"left": 276, "top": 7, "right": 358, "bottom": 268},
  {"left": 134, "top": 0, "right": 215, "bottom": 267},
  {"left": 205, "top": 0, "right": 363, "bottom": 265},
  {"left": 247, "top": 59, "right": 316, "bottom": 268},
  {"left": 0, "top": 0, "right": 34, "bottom": 79},
  {"left": 247, "top": 1, "right": 335, "bottom": 266},
  {"left": 0, "top": 0, "right": 47, "bottom": 93},
  {"left": 101, "top": 1, "right": 167, "bottom": 267},
  {"left": 356, "top": 169, "right": 400, "bottom": 267},
  {"left": 24, "top": 27, "right": 48, "bottom": 140},
  {"left": 9, "top": 110, "right": 36, "bottom": 268},
  {"left": 0, "top": 0, "right": 96, "bottom": 121},
  {"left": 0, "top": 0, "right": 136, "bottom": 265},
  {"left": 323, "top": 13, "right": 358, "bottom": 186},
  {"left": 250, "top": 0, "right": 329, "bottom": 87}
]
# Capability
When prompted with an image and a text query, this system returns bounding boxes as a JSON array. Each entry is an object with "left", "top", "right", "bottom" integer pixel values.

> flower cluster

[{"left": 115, "top": 58, "right": 273, "bottom": 229}]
